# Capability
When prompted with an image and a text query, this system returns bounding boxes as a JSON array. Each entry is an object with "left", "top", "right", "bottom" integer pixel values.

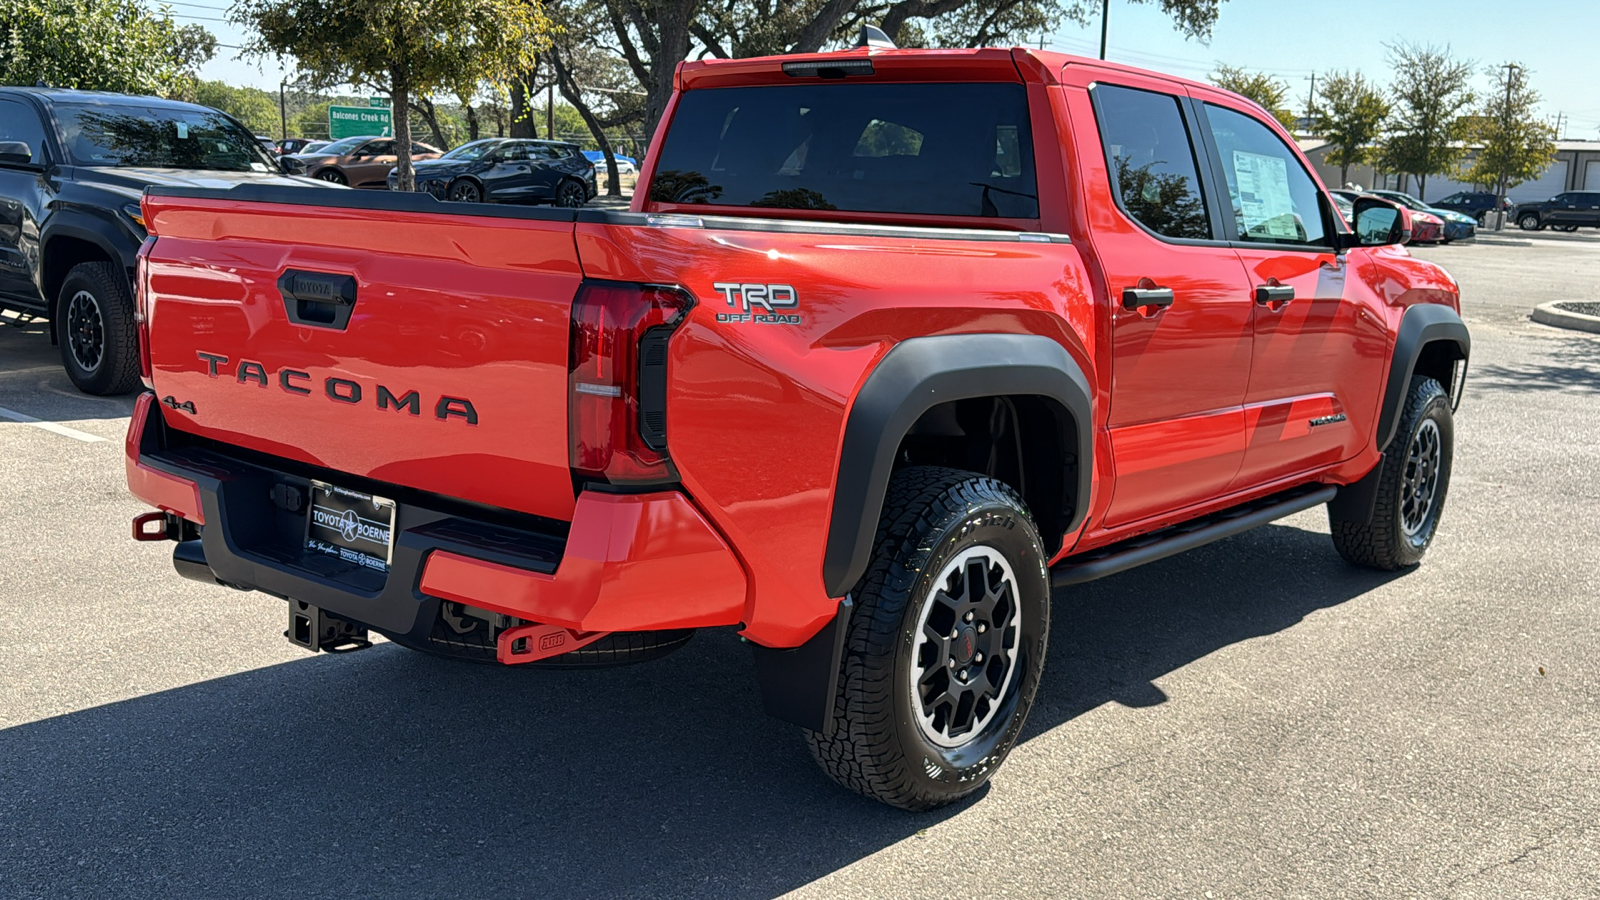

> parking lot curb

[{"left": 1531, "top": 302, "right": 1600, "bottom": 335}]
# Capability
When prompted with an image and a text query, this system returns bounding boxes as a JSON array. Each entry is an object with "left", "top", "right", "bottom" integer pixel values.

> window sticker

[
  {"left": 1231, "top": 150, "right": 1298, "bottom": 239},
  {"left": 176, "top": 122, "right": 189, "bottom": 139}
]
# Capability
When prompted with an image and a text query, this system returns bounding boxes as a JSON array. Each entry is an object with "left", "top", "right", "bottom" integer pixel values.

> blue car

[
  {"left": 582, "top": 149, "right": 637, "bottom": 173},
  {"left": 1371, "top": 190, "right": 1476, "bottom": 243},
  {"left": 389, "top": 138, "right": 597, "bottom": 207}
]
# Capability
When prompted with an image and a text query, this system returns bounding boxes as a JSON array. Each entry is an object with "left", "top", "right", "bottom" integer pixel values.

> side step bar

[{"left": 1052, "top": 484, "right": 1337, "bottom": 587}]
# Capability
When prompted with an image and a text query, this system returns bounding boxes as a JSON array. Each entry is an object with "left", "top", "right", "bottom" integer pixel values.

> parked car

[
  {"left": 1432, "top": 190, "right": 1511, "bottom": 224},
  {"left": 129, "top": 44, "right": 1466, "bottom": 811},
  {"left": 1370, "top": 190, "right": 1475, "bottom": 242},
  {"left": 1331, "top": 190, "right": 1440, "bottom": 243},
  {"left": 582, "top": 149, "right": 637, "bottom": 174},
  {"left": 0, "top": 87, "right": 327, "bottom": 394},
  {"left": 255, "top": 135, "right": 277, "bottom": 154},
  {"left": 1512, "top": 191, "right": 1600, "bottom": 232},
  {"left": 281, "top": 135, "right": 442, "bottom": 188},
  {"left": 389, "top": 137, "right": 597, "bottom": 206},
  {"left": 275, "top": 137, "right": 318, "bottom": 156}
]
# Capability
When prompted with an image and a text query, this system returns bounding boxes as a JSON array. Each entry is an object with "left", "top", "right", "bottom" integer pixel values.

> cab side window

[
  {"left": 1092, "top": 85, "right": 1211, "bottom": 240},
  {"left": 365, "top": 140, "right": 395, "bottom": 156},
  {"left": 0, "top": 98, "right": 48, "bottom": 164},
  {"left": 1204, "top": 104, "right": 1327, "bottom": 246}
]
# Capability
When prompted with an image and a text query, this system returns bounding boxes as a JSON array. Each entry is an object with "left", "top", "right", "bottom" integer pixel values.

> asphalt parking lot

[{"left": 1, "top": 231, "right": 1597, "bottom": 899}]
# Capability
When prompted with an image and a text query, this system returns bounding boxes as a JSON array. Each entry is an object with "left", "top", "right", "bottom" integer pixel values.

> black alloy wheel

[
  {"left": 449, "top": 179, "right": 482, "bottom": 203},
  {"left": 556, "top": 179, "right": 586, "bottom": 208},
  {"left": 66, "top": 289, "right": 104, "bottom": 376},
  {"left": 910, "top": 547, "right": 1024, "bottom": 748},
  {"left": 316, "top": 169, "right": 347, "bottom": 185}
]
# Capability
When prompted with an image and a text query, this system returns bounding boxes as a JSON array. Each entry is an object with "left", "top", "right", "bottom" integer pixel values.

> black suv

[
  {"left": 1432, "top": 191, "right": 1511, "bottom": 224},
  {"left": 1513, "top": 191, "right": 1600, "bottom": 232},
  {"left": 0, "top": 88, "right": 326, "bottom": 395}
]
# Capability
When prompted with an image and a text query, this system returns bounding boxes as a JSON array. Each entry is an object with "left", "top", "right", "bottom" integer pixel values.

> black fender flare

[
  {"left": 1375, "top": 303, "right": 1470, "bottom": 453},
  {"left": 820, "top": 333, "right": 1094, "bottom": 598},
  {"left": 39, "top": 214, "right": 140, "bottom": 321}
]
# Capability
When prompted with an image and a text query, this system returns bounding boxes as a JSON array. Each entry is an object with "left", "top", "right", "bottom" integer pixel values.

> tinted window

[
  {"left": 364, "top": 140, "right": 395, "bottom": 156},
  {"left": 1092, "top": 85, "right": 1210, "bottom": 240},
  {"left": 0, "top": 98, "right": 48, "bottom": 164},
  {"left": 1204, "top": 104, "right": 1326, "bottom": 245},
  {"left": 650, "top": 82, "right": 1038, "bottom": 218},
  {"left": 55, "top": 102, "right": 277, "bottom": 171}
]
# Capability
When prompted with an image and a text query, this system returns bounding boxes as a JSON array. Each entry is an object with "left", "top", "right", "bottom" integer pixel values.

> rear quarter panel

[{"left": 577, "top": 221, "right": 1097, "bottom": 646}]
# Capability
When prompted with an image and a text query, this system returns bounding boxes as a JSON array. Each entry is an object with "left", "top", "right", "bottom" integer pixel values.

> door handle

[
  {"left": 1254, "top": 284, "right": 1294, "bottom": 308},
  {"left": 1121, "top": 286, "right": 1174, "bottom": 314}
]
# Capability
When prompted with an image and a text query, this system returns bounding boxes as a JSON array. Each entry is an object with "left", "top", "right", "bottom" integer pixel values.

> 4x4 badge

[{"left": 160, "top": 395, "right": 196, "bottom": 415}]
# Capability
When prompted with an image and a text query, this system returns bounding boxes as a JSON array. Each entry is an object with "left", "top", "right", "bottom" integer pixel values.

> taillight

[
  {"left": 568, "top": 281, "right": 693, "bottom": 485},
  {"left": 134, "top": 236, "right": 156, "bottom": 387}
]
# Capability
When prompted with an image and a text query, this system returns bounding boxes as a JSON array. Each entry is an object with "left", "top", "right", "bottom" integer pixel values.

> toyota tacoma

[{"left": 126, "top": 43, "right": 1469, "bottom": 810}]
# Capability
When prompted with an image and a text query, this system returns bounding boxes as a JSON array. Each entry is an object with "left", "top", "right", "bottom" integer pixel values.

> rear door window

[
  {"left": 649, "top": 82, "right": 1038, "bottom": 218},
  {"left": 1091, "top": 84, "right": 1211, "bottom": 240}
]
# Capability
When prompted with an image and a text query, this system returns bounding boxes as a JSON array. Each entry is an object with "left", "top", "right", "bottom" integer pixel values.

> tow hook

[
  {"left": 497, "top": 622, "right": 608, "bottom": 665},
  {"left": 287, "top": 600, "right": 371, "bottom": 653}
]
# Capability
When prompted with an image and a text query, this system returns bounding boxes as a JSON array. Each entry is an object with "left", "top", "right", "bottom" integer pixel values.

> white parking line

[{"left": 0, "top": 406, "right": 107, "bottom": 443}]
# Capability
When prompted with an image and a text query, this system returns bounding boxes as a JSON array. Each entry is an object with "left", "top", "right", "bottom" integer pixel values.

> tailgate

[{"left": 142, "top": 187, "right": 581, "bottom": 523}]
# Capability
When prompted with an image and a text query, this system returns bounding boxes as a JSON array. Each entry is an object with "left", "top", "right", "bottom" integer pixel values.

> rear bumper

[{"left": 125, "top": 393, "right": 748, "bottom": 640}]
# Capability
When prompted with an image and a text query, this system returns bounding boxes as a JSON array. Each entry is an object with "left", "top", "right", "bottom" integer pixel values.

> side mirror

[
  {"left": 1350, "top": 197, "right": 1411, "bottom": 247},
  {"left": 0, "top": 141, "right": 33, "bottom": 165}
]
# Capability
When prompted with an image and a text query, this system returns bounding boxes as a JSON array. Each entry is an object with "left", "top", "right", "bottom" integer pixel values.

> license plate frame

[{"left": 304, "top": 480, "right": 397, "bottom": 574}]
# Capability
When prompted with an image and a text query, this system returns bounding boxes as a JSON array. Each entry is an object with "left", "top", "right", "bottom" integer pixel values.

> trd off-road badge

[{"left": 712, "top": 282, "right": 801, "bottom": 325}]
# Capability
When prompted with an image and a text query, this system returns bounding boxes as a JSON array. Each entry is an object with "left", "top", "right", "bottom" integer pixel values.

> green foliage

[
  {"left": 191, "top": 80, "right": 280, "bottom": 136},
  {"left": 233, "top": 0, "right": 553, "bottom": 187},
  {"left": 1210, "top": 65, "right": 1297, "bottom": 131},
  {"left": 1311, "top": 70, "right": 1389, "bottom": 185},
  {"left": 1460, "top": 63, "right": 1556, "bottom": 198},
  {"left": 0, "top": 0, "right": 215, "bottom": 96},
  {"left": 1380, "top": 42, "right": 1475, "bottom": 197}
]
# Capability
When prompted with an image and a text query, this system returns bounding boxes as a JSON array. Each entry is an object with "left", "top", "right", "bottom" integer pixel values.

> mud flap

[
  {"left": 1329, "top": 454, "right": 1385, "bottom": 525},
  {"left": 749, "top": 596, "right": 854, "bottom": 736}
]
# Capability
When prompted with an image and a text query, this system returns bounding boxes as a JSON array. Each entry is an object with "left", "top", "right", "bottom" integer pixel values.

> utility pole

[
  {"left": 547, "top": 82, "right": 555, "bottom": 140},
  {"left": 278, "top": 78, "right": 287, "bottom": 142},
  {"left": 1496, "top": 63, "right": 1519, "bottom": 216},
  {"left": 1099, "top": 0, "right": 1109, "bottom": 60},
  {"left": 1304, "top": 72, "right": 1316, "bottom": 133},
  {"left": 1553, "top": 111, "right": 1564, "bottom": 140}
]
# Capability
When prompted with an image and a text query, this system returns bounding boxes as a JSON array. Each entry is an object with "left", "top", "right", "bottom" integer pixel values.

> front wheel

[
  {"left": 805, "top": 467, "right": 1049, "bottom": 811},
  {"left": 315, "top": 168, "right": 347, "bottom": 185},
  {"left": 57, "top": 261, "right": 139, "bottom": 395},
  {"left": 1330, "top": 376, "right": 1454, "bottom": 570},
  {"left": 1517, "top": 213, "right": 1542, "bottom": 231}
]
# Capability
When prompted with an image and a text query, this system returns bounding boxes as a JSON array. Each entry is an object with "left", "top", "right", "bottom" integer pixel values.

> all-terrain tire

[
  {"left": 1330, "top": 376, "right": 1454, "bottom": 569},
  {"left": 57, "top": 261, "right": 140, "bottom": 396},
  {"left": 805, "top": 466, "right": 1050, "bottom": 811}
]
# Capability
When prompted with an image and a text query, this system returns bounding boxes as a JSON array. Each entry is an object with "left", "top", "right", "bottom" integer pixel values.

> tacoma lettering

[{"left": 195, "top": 351, "right": 478, "bottom": 425}]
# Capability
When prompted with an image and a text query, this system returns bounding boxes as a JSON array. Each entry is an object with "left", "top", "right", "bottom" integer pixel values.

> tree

[
  {"left": 0, "top": 0, "right": 214, "bottom": 96},
  {"left": 1460, "top": 63, "right": 1556, "bottom": 210},
  {"left": 233, "top": 0, "right": 552, "bottom": 191},
  {"left": 1209, "top": 64, "right": 1296, "bottom": 131},
  {"left": 191, "top": 80, "right": 280, "bottom": 136},
  {"left": 1380, "top": 42, "right": 1474, "bottom": 200},
  {"left": 613, "top": 0, "right": 1226, "bottom": 144},
  {"left": 1311, "top": 70, "right": 1388, "bottom": 187}
]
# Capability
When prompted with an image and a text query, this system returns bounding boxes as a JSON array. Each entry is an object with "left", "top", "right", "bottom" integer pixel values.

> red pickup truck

[{"left": 127, "top": 45, "right": 1468, "bottom": 810}]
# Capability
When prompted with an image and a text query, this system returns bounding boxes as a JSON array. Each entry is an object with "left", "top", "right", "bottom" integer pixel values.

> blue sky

[{"left": 184, "top": 0, "right": 1597, "bottom": 138}]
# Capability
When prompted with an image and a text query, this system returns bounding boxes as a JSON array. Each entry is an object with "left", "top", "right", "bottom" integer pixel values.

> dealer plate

[{"left": 305, "top": 480, "right": 396, "bottom": 573}]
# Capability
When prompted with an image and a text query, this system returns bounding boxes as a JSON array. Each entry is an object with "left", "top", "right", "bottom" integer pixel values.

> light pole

[
  {"left": 1495, "top": 63, "right": 1519, "bottom": 224},
  {"left": 278, "top": 78, "right": 287, "bottom": 142},
  {"left": 1099, "top": 0, "right": 1110, "bottom": 60}
]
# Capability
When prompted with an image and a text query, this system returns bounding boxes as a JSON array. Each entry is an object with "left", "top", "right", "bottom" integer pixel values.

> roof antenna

[{"left": 854, "top": 25, "right": 896, "bottom": 50}]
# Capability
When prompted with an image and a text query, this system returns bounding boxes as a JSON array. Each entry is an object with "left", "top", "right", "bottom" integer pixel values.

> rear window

[{"left": 648, "top": 82, "right": 1038, "bottom": 218}]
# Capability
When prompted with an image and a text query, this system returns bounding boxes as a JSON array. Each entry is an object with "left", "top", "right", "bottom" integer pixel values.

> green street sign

[
  {"left": 328, "top": 105, "right": 392, "bottom": 140},
  {"left": 368, "top": 96, "right": 386, "bottom": 108}
]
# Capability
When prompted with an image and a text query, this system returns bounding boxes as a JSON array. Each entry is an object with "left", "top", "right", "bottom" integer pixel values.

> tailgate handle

[{"left": 278, "top": 270, "right": 357, "bottom": 330}]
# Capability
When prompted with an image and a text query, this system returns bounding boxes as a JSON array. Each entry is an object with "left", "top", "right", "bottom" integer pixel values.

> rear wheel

[
  {"left": 1560, "top": 225, "right": 1579, "bottom": 233},
  {"left": 57, "top": 261, "right": 139, "bottom": 395},
  {"left": 555, "top": 179, "right": 587, "bottom": 208},
  {"left": 805, "top": 467, "right": 1049, "bottom": 811},
  {"left": 1517, "top": 213, "right": 1542, "bottom": 231},
  {"left": 1330, "top": 376, "right": 1453, "bottom": 570},
  {"left": 448, "top": 178, "right": 482, "bottom": 203}
]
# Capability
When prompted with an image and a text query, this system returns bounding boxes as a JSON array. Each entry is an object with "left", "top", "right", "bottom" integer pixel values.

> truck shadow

[
  {"left": 0, "top": 522, "right": 1399, "bottom": 899},
  {"left": 0, "top": 321, "right": 139, "bottom": 422}
]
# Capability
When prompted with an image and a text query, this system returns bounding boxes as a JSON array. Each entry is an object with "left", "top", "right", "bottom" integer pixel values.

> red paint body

[{"left": 128, "top": 48, "right": 1460, "bottom": 651}]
